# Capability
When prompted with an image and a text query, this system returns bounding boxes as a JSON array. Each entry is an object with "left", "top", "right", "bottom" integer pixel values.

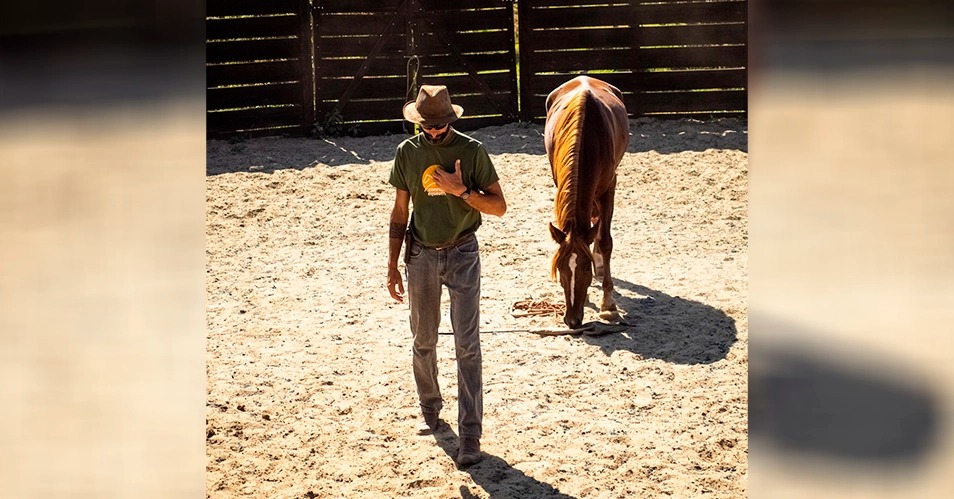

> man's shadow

[
  {"left": 429, "top": 421, "right": 576, "bottom": 499},
  {"left": 582, "top": 278, "right": 738, "bottom": 364}
]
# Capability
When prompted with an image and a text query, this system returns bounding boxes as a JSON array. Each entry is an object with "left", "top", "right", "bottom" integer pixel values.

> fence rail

[{"left": 206, "top": 0, "right": 747, "bottom": 138}]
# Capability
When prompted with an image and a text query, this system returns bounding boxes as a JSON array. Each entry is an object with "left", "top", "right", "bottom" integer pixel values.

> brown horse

[{"left": 544, "top": 76, "right": 629, "bottom": 329}]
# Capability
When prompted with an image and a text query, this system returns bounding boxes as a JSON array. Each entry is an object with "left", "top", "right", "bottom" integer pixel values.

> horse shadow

[
  {"left": 582, "top": 278, "right": 738, "bottom": 365},
  {"left": 430, "top": 422, "right": 576, "bottom": 499},
  {"left": 749, "top": 312, "right": 941, "bottom": 464}
]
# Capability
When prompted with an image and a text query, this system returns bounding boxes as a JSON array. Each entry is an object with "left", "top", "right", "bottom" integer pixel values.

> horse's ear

[
  {"left": 549, "top": 222, "right": 566, "bottom": 244},
  {"left": 585, "top": 224, "right": 599, "bottom": 245}
]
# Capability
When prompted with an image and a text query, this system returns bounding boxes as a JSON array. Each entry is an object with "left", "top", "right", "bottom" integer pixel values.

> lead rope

[{"left": 405, "top": 55, "right": 420, "bottom": 135}]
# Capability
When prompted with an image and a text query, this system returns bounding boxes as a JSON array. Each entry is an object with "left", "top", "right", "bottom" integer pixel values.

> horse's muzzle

[{"left": 564, "top": 315, "right": 582, "bottom": 330}]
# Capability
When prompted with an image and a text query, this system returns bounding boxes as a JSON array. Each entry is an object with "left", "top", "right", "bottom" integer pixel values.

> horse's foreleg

[
  {"left": 591, "top": 205, "right": 604, "bottom": 279},
  {"left": 592, "top": 218, "right": 604, "bottom": 279},
  {"left": 596, "top": 188, "right": 619, "bottom": 320}
]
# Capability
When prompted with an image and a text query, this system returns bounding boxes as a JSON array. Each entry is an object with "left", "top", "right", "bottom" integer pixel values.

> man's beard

[{"left": 424, "top": 128, "right": 450, "bottom": 144}]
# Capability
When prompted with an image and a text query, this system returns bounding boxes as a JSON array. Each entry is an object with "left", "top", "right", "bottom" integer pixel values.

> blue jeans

[{"left": 405, "top": 234, "right": 483, "bottom": 438}]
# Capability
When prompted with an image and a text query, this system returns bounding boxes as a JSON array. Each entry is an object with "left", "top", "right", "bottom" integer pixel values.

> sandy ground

[{"left": 205, "top": 117, "right": 748, "bottom": 498}]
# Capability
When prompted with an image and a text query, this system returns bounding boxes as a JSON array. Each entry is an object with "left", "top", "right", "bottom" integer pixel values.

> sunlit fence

[{"left": 207, "top": 0, "right": 747, "bottom": 138}]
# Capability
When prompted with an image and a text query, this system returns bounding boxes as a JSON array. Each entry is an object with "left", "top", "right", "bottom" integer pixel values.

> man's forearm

[
  {"left": 462, "top": 190, "right": 506, "bottom": 217},
  {"left": 388, "top": 220, "right": 407, "bottom": 268}
]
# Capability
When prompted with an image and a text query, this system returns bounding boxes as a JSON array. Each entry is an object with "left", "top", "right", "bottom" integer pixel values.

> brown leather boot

[
  {"left": 416, "top": 411, "right": 439, "bottom": 435},
  {"left": 457, "top": 436, "right": 482, "bottom": 466}
]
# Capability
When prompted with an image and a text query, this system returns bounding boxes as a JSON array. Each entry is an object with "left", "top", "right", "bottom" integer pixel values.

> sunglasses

[{"left": 421, "top": 123, "right": 448, "bottom": 130}]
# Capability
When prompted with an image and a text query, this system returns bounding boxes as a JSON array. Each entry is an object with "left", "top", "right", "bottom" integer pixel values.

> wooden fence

[
  {"left": 518, "top": 0, "right": 747, "bottom": 121},
  {"left": 207, "top": 0, "right": 313, "bottom": 137},
  {"left": 207, "top": 0, "right": 746, "bottom": 138}
]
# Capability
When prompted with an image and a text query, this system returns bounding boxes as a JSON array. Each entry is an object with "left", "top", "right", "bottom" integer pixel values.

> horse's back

[
  {"left": 545, "top": 75, "right": 625, "bottom": 117},
  {"left": 544, "top": 76, "right": 629, "bottom": 183}
]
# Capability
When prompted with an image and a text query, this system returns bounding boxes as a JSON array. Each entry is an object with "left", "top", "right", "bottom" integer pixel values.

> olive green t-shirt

[{"left": 389, "top": 129, "right": 499, "bottom": 247}]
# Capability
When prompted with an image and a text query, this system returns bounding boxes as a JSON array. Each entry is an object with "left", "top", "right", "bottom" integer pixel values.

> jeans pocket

[
  {"left": 407, "top": 242, "right": 424, "bottom": 259},
  {"left": 455, "top": 237, "right": 479, "bottom": 255}
]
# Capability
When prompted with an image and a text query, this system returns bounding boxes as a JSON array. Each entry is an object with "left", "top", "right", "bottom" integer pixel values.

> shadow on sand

[
  {"left": 580, "top": 278, "right": 738, "bottom": 365},
  {"left": 429, "top": 421, "right": 576, "bottom": 499},
  {"left": 206, "top": 116, "right": 747, "bottom": 176},
  {"left": 749, "top": 312, "right": 941, "bottom": 465}
]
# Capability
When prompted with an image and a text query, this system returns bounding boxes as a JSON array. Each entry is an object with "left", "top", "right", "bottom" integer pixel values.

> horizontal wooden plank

[
  {"left": 326, "top": 120, "right": 408, "bottom": 137},
  {"left": 322, "top": 116, "right": 524, "bottom": 139},
  {"left": 419, "top": 52, "right": 516, "bottom": 73},
  {"left": 415, "top": 72, "right": 516, "bottom": 97},
  {"left": 631, "top": 89, "right": 747, "bottom": 114},
  {"left": 317, "top": 98, "right": 409, "bottom": 121},
  {"left": 317, "top": 76, "right": 409, "bottom": 100},
  {"left": 425, "top": 8, "right": 513, "bottom": 33},
  {"left": 316, "top": 12, "right": 402, "bottom": 37},
  {"left": 207, "top": 37, "right": 300, "bottom": 64},
  {"left": 522, "top": 109, "right": 746, "bottom": 125},
  {"left": 207, "top": 106, "right": 303, "bottom": 134},
  {"left": 446, "top": 93, "right": 518, "bottom": 119},
  {"left": 315, "top": 33, "right": 407, "bottom": 58},
  {"left": 522, "top": 26, "right": 635, "bottom": 51},
  {"left": 317, "top": 0, "right": 405, "bottom": 14},
  {"left": 637, "top": 68, "right": 746, "bottom": 91},
  {"left": 409, "top": 90, "right": 517, "bottom": 118},
  {"left": 316, "top": 55, "right": 409, "bottom": 78},
  {"left": 522, "top": 48, "right": 635, "bottom": 72},
  {"left": 522, "top": 4, "right": 635, "bottom": 30},
  {"left": 525, "top": 68, "right": 747, "bottom": 94},
  {"left": 207, "top": 82, "right": 303, "bottom": 110},
  {"left": 639, "top": 22, "right": 747, "bottom": 47},
  {"left": 209, "top": 124, "right": 305, "bottom": 139},
  {"left": 638, "top": 110, "right": 746, "bottom": 119},
  {"left": 635, "top": 1, "right": 746, "bottom": 25},
  {"left": 447, "top": 115, "right": 515, "bottom": 132},
  {"left": 207, "top": 0, "right": 300, "bottom": 18},
  {"left": 207, "top": 14, "right": 300, "bottom": 40},
  {"left": 412, "top": 30, "right": 515, "bottom": 55},
  {"left": 320, "top": 92, "right": 517, "bottom": 122},
  {"left": 522, "top": 73, "right": 636, "bottom": 99},
  {"left": 635, "top": 45, "right": 747, "bottom": 69},
  {"left": 316, "top": 72, "right": 515, "bottom": 102},
  {"left": 207, "top": 60, "right": 302, "bottom": 87},
  {"left": 418, "top": 0, "right": 516, "bottom": 12}
]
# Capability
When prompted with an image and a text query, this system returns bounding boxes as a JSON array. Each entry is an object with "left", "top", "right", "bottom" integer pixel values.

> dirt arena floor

[{"left": 206, "top": 117, "right": 748, "bottom": 498}]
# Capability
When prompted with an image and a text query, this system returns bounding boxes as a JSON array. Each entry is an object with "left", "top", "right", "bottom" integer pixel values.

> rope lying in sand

[
  {"left": 436, "top": 300, "right": 630, "bottom": 336},
  {"left": 510, "top": 299, "right": 566, "bottom": 318},
  {"left": 438, "top": 322, "right": 628, "bottom": 336},
  {"left": 524, "top": 321, "right": 630, "bottom": 336}
]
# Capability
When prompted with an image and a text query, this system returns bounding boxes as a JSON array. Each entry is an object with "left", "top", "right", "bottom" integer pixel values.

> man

[{"left": 386, "top": 85, "right": 507, "bottom": 466}]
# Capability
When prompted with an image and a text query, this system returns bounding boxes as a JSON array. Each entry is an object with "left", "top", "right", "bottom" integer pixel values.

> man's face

[{"left": 422, "top": 123, "right": 449, "bottom": 142}]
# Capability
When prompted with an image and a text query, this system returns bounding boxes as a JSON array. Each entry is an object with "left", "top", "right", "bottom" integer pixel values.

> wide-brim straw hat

[{"left": 402, "top": 85, "right": 464, "bottom": 125}]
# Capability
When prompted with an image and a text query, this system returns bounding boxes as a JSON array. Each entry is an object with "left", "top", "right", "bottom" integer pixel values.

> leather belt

[{"left": 426, "top": 233, "right": 476, "bottom": 251}]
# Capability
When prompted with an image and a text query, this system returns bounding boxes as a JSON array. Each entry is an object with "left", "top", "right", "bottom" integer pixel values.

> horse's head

[{"left": 549, "top": 222, "right": 598, "bottom": 329}]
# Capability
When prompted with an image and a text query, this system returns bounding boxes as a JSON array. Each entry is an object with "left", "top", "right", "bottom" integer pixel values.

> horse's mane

[{"left": 552, "top": 89, "right": 587, "bottom": 233}]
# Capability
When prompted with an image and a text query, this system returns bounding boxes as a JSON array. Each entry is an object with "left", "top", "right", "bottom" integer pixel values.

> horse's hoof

[{"left": 599, "top": 310, "right": 622, "bottom": 322}]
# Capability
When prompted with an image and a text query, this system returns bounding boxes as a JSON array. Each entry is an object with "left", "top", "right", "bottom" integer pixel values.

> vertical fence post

[
  {"left": 299, "top": 0, "right": 317, "bottom": 135},
  {"left": 505, "top": 0, "right": 520, "bottom": 122},
  {"left": 517, "top": 0, "right": 533, "bottom": 122},
  {"left": 629, "top": 0, "right": 642, "bottom": 118}
]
